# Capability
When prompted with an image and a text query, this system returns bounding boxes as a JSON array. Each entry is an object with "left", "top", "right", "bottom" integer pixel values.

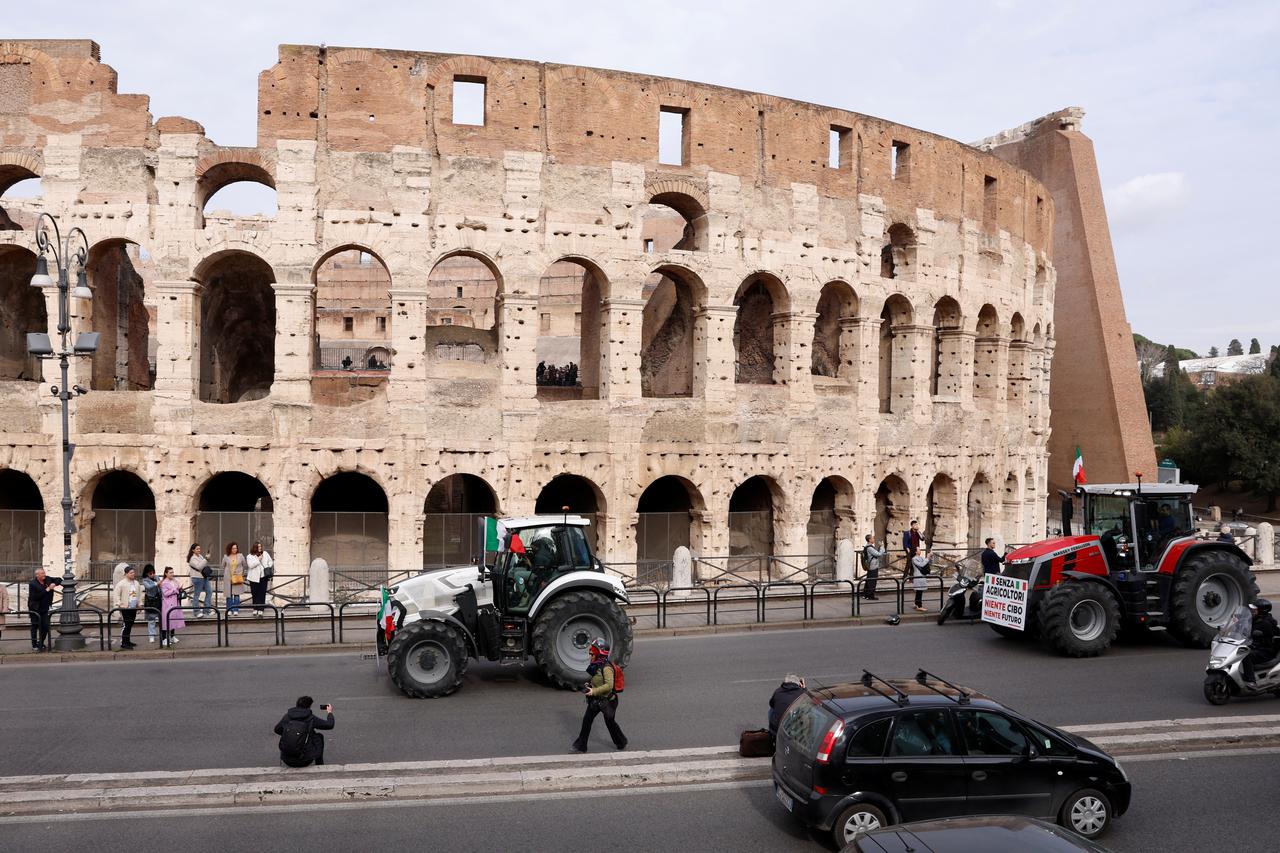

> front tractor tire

[
  {"left": 1041, "top": 582, "right": 1121, "bottom": 658},
  {"left": 387, "top": 619, "right": 468, "bottom": 698},
  {"left": 530, "top": 591, "right": 633, "bottom": 689},
  {"left": 1168, "top": 550, "right": 1257, "bottom": 648}
]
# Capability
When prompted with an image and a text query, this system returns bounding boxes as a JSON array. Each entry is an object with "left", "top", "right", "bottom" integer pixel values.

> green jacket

[{"left": 586, "top": 661, "right": 616, "bottom": 698}]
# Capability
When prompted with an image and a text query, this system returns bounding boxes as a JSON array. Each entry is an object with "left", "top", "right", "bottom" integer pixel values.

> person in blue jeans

[
  {"left": 141, "top": 564, "right": 160, "bottom": 643},
  {"left": 187, "top": 544, "right": 213, "bottom": 617}
]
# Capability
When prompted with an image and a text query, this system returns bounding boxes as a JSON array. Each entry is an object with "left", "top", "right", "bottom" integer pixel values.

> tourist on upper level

[
  {"left": 222, "top": 542, "right": 246, "bottom": 616},
  {"left": 246, "top": 542, "right": 274, "bottom": 618},
  {"left": 903, "top": 519, "right": 922, "bottom": 560},
  {"left": 187, "top": 544, "right": 213, "bottom": 618}
]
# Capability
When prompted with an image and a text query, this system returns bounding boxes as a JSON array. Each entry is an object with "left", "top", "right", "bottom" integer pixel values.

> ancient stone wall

[{"left": 0, "top": 40, "right": 1056, "bottom": 584}]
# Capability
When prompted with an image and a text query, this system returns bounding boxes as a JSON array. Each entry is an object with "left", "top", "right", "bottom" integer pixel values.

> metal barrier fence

[{"left": 0, "top": 608, "right": 106, "bottom": 652}]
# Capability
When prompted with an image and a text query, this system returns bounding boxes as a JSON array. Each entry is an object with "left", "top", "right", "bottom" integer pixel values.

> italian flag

[
  {"left": 1073, "top": 446, "right": 1087, "bottom": 485},
  {"left": 483, "top": 517, "right": 508, "bottom": 552},
  {"left": 377, "top": 586, "right": 395, "bottom": 643}
]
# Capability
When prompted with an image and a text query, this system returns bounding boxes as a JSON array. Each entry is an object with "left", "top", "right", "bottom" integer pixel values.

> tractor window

[
  {"left": 562, "top": 525, "right": 593, "bottom": 569},
  {"left": 1086, "top": 495, "right": 1132, "bottom": 539}
]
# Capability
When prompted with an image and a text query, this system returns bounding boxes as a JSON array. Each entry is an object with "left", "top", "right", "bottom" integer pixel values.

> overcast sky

[{"left": 30, "top": 0, "right": 1280, "bottom": 355}]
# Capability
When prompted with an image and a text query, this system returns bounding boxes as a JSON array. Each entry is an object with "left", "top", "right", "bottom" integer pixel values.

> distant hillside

[{"left": 1134, "top": 333, "right": 1198, "bottom": 362}]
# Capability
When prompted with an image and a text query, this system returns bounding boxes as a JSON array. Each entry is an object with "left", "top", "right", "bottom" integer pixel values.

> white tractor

[{"left": 379, "top": 515, "right": 633, "bottom": 698}]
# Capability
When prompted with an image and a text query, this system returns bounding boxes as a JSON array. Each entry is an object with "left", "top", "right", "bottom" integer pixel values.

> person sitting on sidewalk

[{"left": 274, "top": 697, "right": 336, "bottom": 767}]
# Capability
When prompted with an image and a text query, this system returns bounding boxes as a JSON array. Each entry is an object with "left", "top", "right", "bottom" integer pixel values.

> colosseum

[{"left": 0, "top": 39, "right": 1152, "bottom": 596}]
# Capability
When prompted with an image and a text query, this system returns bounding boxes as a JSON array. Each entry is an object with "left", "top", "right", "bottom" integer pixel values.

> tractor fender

[
  {"left": 1058, "top": 571, "right": 1124, "bottom": 611},
  {"left": 528, "top": 571, "right": 630, "bottom": 620},
  {"left": 400, "top": 608, "right": 479, "bottom": 659},
  {"left": 1162, "top": 540, "right": 1254, "bottom": 574}
]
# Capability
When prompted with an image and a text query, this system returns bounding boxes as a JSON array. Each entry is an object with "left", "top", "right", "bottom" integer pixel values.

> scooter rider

[{"left": 1244, "top": 599, "right": 1278, "bottom": 686}]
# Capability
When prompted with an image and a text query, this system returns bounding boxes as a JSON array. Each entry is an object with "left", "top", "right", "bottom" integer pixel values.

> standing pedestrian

[
  {"left": 274, "top": 697, "right": 336, "bottom": 767},
  {"left": 902, "top": 519, "right": 922, "bottom": 560},
  {"left": 570, "top": 638, "right": 627, "bottom": 753},
  {"left": 222, "top": 542, "right": 245, "bottom": 616},
  {"left": 159, "top": 566, "right": 187, "bottom": 647},
  {"left": 187, "top": 544, "right": 213, "bottom": 618},
  {"left": 113, "top": 564, "right": 141, "bottom": 650},
  {"left": 246, "top": 541, "right": 274, "bottom": 618},
  {"left": 0, "top": 581, "right": 10, "bottom": 640},
  {"left": 27, "top": 567, "right": 62, "bottom": 651},
  {"left": 141, "top": 564, "right": 160, "bottom": 644},
  {"left": 910, "top": 549, "right": 932, "bottom": 612},
  {"left": 861, "top": 534, "right": 886, "bottom": 600},
  {"left": 980, "top": 537, "right": 1006, "bottom": 577}
]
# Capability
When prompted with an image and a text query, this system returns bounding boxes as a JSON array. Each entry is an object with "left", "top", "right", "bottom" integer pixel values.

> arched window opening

[
  {"left": 313, "top": 247, "right": 392, "bottom": 374},
  {"left": 1034, "top": 264, "right": 1048, "bottom": 304},
  {"left": 198, "top": 252, "right": 276, "bottom": 404},
  {"left": 1003, "top": 473, "right": 1022, "bottom": 541},
  {"left": 974, "top": 304, "right": 1001, "bottom": 410},
  {"left": 86, "top": 240, "right": 154, "bottom": 391},
  {"left": 198, "top": 162, "right": 277, "bottom": 228},
  {"left": 0, "top": 246, "right": 47, "bottom": 382},
  {"left": 0, "top": 469, "right": 44, "bottom": 574},
  {"left": 729, "top": 476, "right": 777, "bottom": 559},
  {"left": 930, "top": 297, "right": 962, "bottom": 398},
  {"left": 1023, "top": 467, "right": 1038, "bottom": 541},
  {"left": 535, "top": 474, "right": 605, "bottom": 553},
  {"left": 636, "top": 476, "right": 703, "bottom": 567},
  {"left": 967, "top": 473, "right": 992, "bottom": 550},
  {"left": 425, "top": 254, "right": 499, "bottom": 364},
  {"left": 0, "top": 172, "right": 41, "bottom": 231},
  {"left": 644, "top": 192, "right": 707, "bottom": 252},
  {"left": 536, "top": 259, "right": 605, "bottom": 400},
  {"left": 734, "top": 275, "right": 786, "bottom": 385},
  {"left": 878, "top": 295, "right": 914, "bottom": 413},
  {"left": 808, "top": 477, "right": 853, "bottom": 558},
  {"left": 925, "top": 474, "right": 959, "bottom": 550},
  {"left": 874, "top": 475, "right": 911, "bottom": 550},
  {"left": 87, "top": 471, "right": 156, "bottom": 583},
  {"left": 195, "top": 472, "right": 274, "bottom": 559},
  {"left": 1008, "top": 313, "right": 1029, "bottom": 413},
  {"left": 311, "top": 472, "right": 389, "bottom": 588},
  {"left": 880, "top": 223, "right": 916, "bottom": 279},
  {"left": 641, "top": 266, "right": 700, "bottom": 398},
  {"left": 423, "top": 474, "right": 498, "bottom": 567},
  {"left": 811, "top": 282, "right": 857, "bottom": 379}
]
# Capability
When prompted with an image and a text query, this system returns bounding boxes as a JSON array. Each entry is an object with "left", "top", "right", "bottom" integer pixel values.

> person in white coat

[{"left": 246, "top": 541, "right": 274, "bottom": 618}]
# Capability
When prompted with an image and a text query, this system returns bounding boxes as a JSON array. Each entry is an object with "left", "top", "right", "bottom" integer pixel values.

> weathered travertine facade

[{"left": 0, "top": 39, "right": 1060, "bottom": 583}]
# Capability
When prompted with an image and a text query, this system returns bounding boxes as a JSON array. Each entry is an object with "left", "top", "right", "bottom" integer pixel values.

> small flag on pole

[
  {"left": 483, "top": 517, "right": 507, "bottom": 552},
  {"left": 1073, "top": 446, "right": 1087, "bottom": 485},
  {"left": 377, "top": 585, "right": 395, "bottom": 642}
]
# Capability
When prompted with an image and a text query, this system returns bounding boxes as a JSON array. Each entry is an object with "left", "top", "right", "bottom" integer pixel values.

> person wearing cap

[
  {"left": 112, "top": 564, "right": 141, "bottom": 650},
  {"left": 768, "top": 674, "right": 806, "bottom": 738},
  {"left": 569, "top": 638, "right": 627, "bottom": 753}
]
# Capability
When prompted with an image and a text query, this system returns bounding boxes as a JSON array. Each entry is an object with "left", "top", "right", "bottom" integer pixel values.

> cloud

[{"left": 1106, "top": 172, "right": 1191, "bottom": 230}]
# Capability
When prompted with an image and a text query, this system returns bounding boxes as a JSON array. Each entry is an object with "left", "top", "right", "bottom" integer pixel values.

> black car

[
  {"left": 772, "top": 671, "right": 1130, "bottom": 848},
  {"left": 846, "top": 816, "right": 1113, "bottom": 852}
]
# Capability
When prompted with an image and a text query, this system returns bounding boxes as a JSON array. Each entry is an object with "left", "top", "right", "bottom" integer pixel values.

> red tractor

[{"left": 986, "top": 483, "right": 1257, "bottom": 656}]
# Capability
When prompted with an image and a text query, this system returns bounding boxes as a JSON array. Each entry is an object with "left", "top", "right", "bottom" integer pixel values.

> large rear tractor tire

[
  {"left": 530, "top": 591, "right": 633, "bottom": 689},
  {"left": 1168, "top": 550, "right": 1257, "bottom": 648},
  {"left": 387, "top": 619, "right": 468, "bottom": 698},
  {"left": 1041, "top": 582, "right": 1121, "bottom": 658}
]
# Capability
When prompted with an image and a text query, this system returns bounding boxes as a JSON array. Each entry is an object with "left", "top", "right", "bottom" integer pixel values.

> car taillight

[{"left": 815, "top": 719, "right": 845, "bottom": 764}]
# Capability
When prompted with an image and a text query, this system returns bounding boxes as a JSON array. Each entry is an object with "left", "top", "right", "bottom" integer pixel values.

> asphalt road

[
  {"left": 1, "top": 750, "right": 1274, "bottom": 852},
  {"left": 0, "top": 619, "right": 1270, "bottom": 776}
]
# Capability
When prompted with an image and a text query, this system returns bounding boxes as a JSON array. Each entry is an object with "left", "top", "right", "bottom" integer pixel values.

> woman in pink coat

[{"left": 159, "top": 566, "right": 187, "bottom": 648}]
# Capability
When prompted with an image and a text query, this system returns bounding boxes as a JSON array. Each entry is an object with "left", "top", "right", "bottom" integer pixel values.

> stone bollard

[
  {"left": 1210, "top": 505, "right": 1222, "bottom": 523},
  {"left": 309, "top": 557, "right": 330, "bottom": 605},
  {"left": 1245, "top": 527, "right": 1258, "bottom": 561},
  {"left": 672, "top": 546, "right": 692, "bottom": 589},
  {"left": 835, "top": 538, "right": 855, "bottom": 583},
  {"left": 1257, "top": 523, "right": 1274, "bottom": 568}
]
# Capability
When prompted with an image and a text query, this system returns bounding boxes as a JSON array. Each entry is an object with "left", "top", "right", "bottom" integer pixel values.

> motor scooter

[
  {"left": 937, "top": 568, "right": 983, "bottom": 625},
  {"left": 1203, "top": 605, "right": 1280, "bottom": 705}
]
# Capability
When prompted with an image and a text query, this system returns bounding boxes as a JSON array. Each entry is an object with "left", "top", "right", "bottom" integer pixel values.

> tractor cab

[
  {"left": 1080, "top": 484, "right": 1197, "bottom": 573},
  {"left": 491, "top": 516, "right": 598, "bottom": 615}
]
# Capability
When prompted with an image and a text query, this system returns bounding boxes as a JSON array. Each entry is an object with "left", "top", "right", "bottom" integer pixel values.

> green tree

[
  {"left": 1176, "top": 375, "right": 1280, "bottom": 510},
  {"left": 1249, "top": 338, "right": 1261, "bottom": 354},
  {"left": 1209, "top": 346, "right": 1220, "bottom": 357},
  {"left": 1228, "top": 339, "right": 1244, "bottom": 356}
]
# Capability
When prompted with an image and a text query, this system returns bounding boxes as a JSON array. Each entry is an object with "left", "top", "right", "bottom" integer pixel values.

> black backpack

[
  {"left": 142, "top": 584, "right": 161, "bottom": 611},
  {"left": 278, "top": 716, "right": 314, "bottom": 760}
]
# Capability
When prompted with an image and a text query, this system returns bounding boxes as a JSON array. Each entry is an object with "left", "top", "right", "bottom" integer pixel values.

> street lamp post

[{"left": 27, "top": 212, "right": 97, "bottom": 652}]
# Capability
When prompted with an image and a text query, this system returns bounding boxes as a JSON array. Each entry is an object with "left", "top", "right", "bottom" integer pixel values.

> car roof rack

[
  {"left": 915, "top": 669, "right": 970, "bottom": 705},
  {"left": 860, "top": 670, "right": 909, "bottom": 707}
]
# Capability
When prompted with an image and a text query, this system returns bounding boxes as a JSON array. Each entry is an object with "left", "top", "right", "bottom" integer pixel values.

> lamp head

[
  {"left": 30, "top": 255, "right": 52, "bottom": 289},
  {"left": 72, "top": 269, "right": 93, "bottom": 300}
]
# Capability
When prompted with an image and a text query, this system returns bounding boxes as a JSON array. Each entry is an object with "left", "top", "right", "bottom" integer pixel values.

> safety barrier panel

[
  {"left": 1, "top": 608, "right": 106, "bottom": 652},
  {"left": 280, "top": 603, "right": 336, "bottom": 646},
  {"left": 711, "top": 584, "right": 762, "bottom": 626},
  {"left": 338, "top": 601, "right": 380, "bottom": 644},
  {"left": 220, "top": 604, "right": 282, "bottom": 647},
  {"left": 159, "top": 605, "right": 225, "bottom": 648},
  {"left": 808, "top": 580, "right": 857, "bottom": 619},
  {"left": 761, "top": 582, "right": 807, "bottom": 622},
  {"left": 659, "top": 586, "right": 711, "bottom": 629},
  {"left": 623, "top": 586, "right": 661, "bottom": 630},
  {"left": 106, "top": 606, "right": 162, "bottom": 650}
]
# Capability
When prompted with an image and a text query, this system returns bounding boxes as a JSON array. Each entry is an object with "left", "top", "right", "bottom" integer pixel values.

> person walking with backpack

[
  {"left": 159, "top": 566, "right": 187, "bottom": 647},
  {"left": 861, "top": 534, "right": 886, "bottom": 601},
  {"left": 245, "top": 542, "right": 273, "bottom": 618},
  {"left": 570, "top": 638, "right": 627, "bottom": 753},
  {"left": 113, "top": 564, "right": 141, "bottom": 650},
  {"left": 187, "top": 544, "right": 213, "bottom": 618},
  {"left": 141, "top": 565, "right": 161, "bottom": 644},
  {"left": 274, "top": 696, "right": 335, "bottom": 767},
  {"left": 910, "top": 549, "right": 932, "bottom": 612}
]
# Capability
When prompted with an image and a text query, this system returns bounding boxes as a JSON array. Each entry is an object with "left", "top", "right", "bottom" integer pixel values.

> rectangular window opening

[
  {"left": 829, "top": 125, "right": 851, "bottom": 170},
  {"left": 456, "top": 285, "right": 464, "bottom": 299},
  {"left": 376, "top": 317, "right": 387, "bottom": 333},
  {"left": 891, "top": 140, "right": 911, "bottom": 181},
  {"left": 983, "top": 175, "right": 998, "bottom": 227},
  {"left": 343, "top": 316, "right": 354, "bottom": 332},
  {"left": 643, "top": 238, "right": 655, "bottom": 254},
  {"left": 540, "top": 313, "right": 551, "bottom": 333},
  {"left": 659, "top": 107, "right": 689, "bottom": 166},
  {"left": 441, "top": 317, "right": 453, "bottom": 326},
  {"left": 452, "top": 77, "right": 486, "bottom": 126}
]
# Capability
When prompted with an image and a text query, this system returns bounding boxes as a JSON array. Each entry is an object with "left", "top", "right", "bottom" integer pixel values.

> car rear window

[{"left": 779, "top": 699, "right": 838, "bottom": 758}]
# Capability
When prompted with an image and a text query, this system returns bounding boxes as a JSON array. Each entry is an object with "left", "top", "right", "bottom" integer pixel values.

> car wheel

[
  {"left": 832, "top": 802, "right": 888, "bottom": 846},
  {"left": 1060, "top": 787, "right": 1112, "bottom": 838}
]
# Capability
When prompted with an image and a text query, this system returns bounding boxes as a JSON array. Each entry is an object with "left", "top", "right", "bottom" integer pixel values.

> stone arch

[
  {"left": 0, "top": 244, "right": 46, "bottom": 381},
  {"left": 930, "top": 296, "right": 963, "bottom": 398},
  {"left": 194, "top": 250, "right": 276, "bottom": 403},
  {"left": 636, "top": 475, "right": 706, "bottom": 562},
  {"left": 310, "top": 471, "right": 389, "bottom": 574},
  {"left": 1008, "top": 312, "right": 1030, "bottom": 414},
  {"left": 974, "top": 304, "right": 1001, "bottom": 410},
  {"left": 729, "top": 475, "right": 782, "bottom": 558},
  {"left": 881, "top": 222, "right": 917, "bottom": 279},
  {"left": 1002, "top": 471, "right": 1022, "bottom": 541},
  {"left": 196, "top": 153, "right": 277, "bottom": 223},
  {"left": 874, "top": 474, "right": 911, "bottom": 547},
  {"left": 644, "top": 178, "right": 710, "bottom": 252},
  {"left": 809, "top": 475, "right": 855, "bottom": 556},
  {"left": 536, "top": 256, "right": 608, "bottom": 400},
  {"left": 423, "top": 473, "right": 499, "bottom": 566},
  {"left": 85, "top": 238, "right": 154, "bottom": 391},
  {"left": 536, "top": 474, "right": 607, "bottom": 552},
  {"left": 966, "top": 472, "right": 993, "bottom": 550},
  {"left": 425, "top": 249, "right": 501, "bottom": 366},
  {"left": 0, "top": 468, "right": 44, "bottom": 572},
  {"left": 1023, "top": 465, "right": 1039, "bottom": 541},
  {"left": 0, "top": 43, "right": 63, "bottom": 95},
  {"left": 878, "top": 294, "right": 915, "bottom": 413},
  {"left": 312, "top": 244, "right": 393, "bottom": 373},
  {"left": 733, "top": 273, "right": 788, "bottom": 385},
  {"left": 85, "top": 470, "right": 156, "bottom": 580},
  {"left": 0, "top": 151, "right": 42, "bottom": 196},
  {"left": 811, "top": 281, "right": 858, "bottom": 379},
  {"left": 925, "top": 473, "right": 960, "bottom": 549},
  {"left": 194, "top": 472, "right": 274, "bottom": 557},
  {"left": 641, "top": 263, "right": 704, "bottom": 398}
]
